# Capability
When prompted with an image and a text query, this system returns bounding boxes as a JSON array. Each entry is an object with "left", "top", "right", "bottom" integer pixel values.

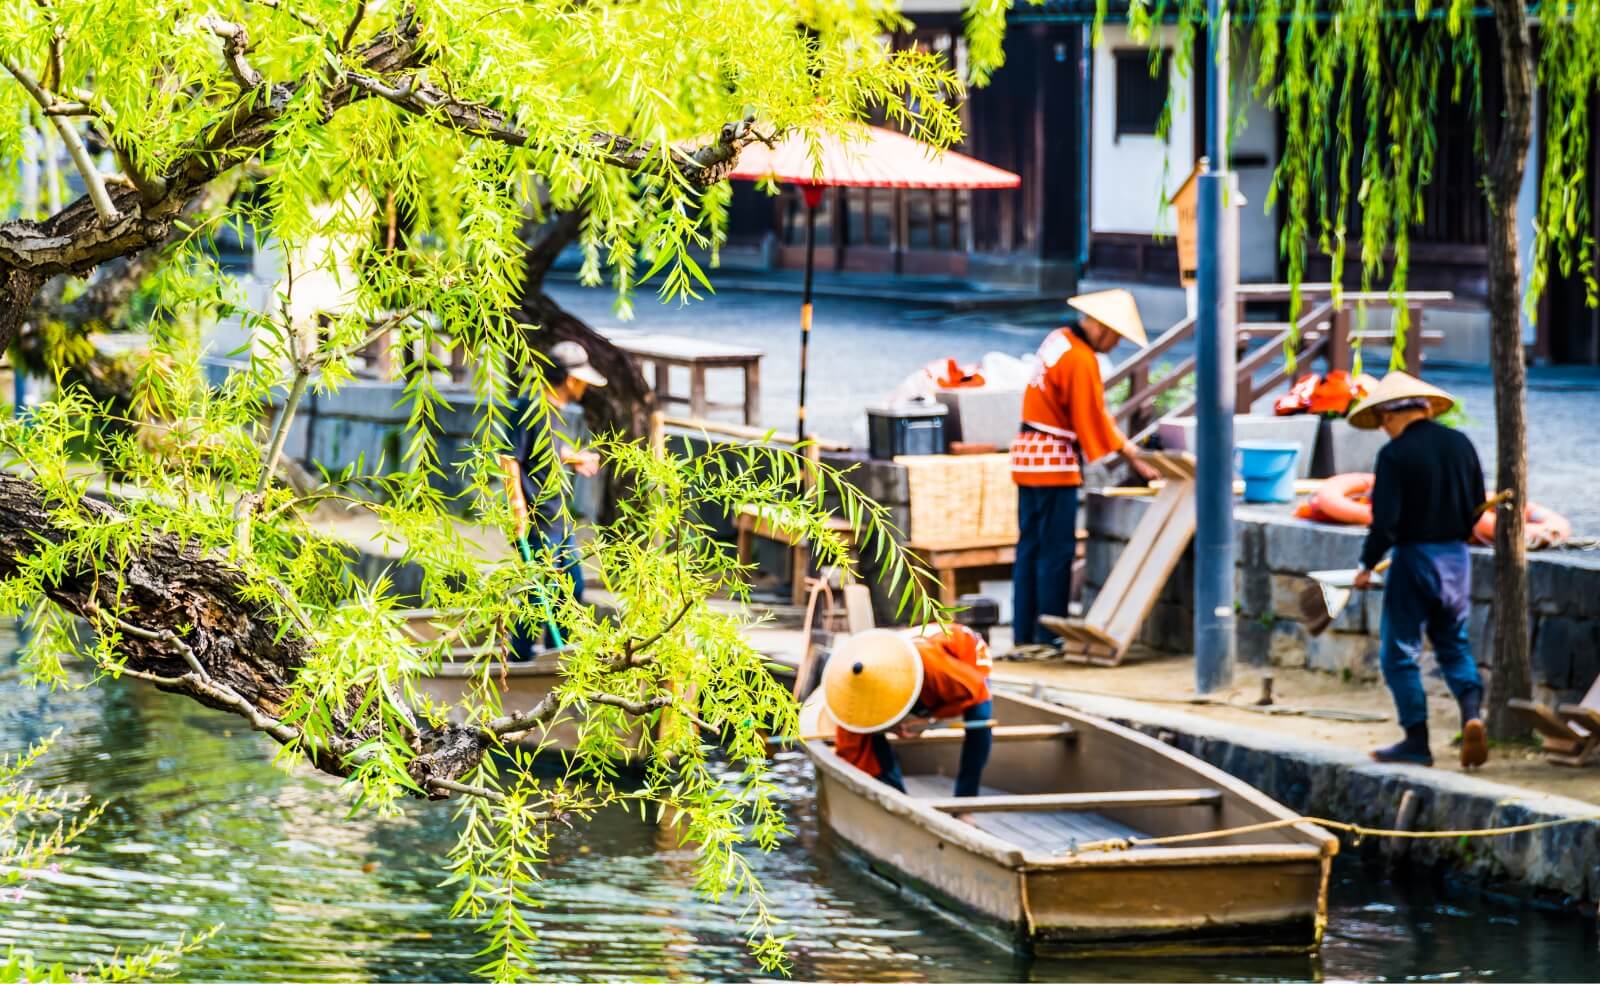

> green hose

[{"left": 517, "top": 535, "right": 564, "bottom": 650}]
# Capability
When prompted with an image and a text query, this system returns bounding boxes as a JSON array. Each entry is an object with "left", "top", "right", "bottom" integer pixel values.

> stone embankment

[
  {"left": 1083, "top": 492, "right": 1600, "bottom": 706},
  {"left": 1008, "top": 683, "right": 1600, "bottom": 909}
]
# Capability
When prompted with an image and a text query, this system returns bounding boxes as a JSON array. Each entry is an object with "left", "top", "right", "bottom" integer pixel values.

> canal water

[{"left": 1, "top": 642, "right": 1595, "bottom": 982}]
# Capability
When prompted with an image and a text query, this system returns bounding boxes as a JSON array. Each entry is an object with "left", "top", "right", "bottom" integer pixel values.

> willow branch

[
  {"left": 344, "top": 70, "right": 760, "bottom": 186},
  {"left": 588, "top": 693, "right": 674, "bottom": 717},
  {"left": 0, "top": 56, "right": 120, "bottom": 223},
  {"left": 204, "top": 16, "right": 265, "bottom": 90},
  {"left": 428, "top": 777, "right": 506, "bottom": 803},
  {"left": 619, "top": 596, "right": 694, "bottom": 666},
  {"left": 244, "top": 0, "right": 324, "bottom": 32},
  {"left": 487, "top": 691, "right": 560, "bottom": 736},
  {"left": 340, "top": 3, "right": 367, "bottom": 50}
]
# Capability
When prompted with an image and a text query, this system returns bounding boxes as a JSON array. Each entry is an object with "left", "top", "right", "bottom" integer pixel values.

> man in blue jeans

[
  {"left": 1009, "top": 290, "right": 1158, "bottom": 647},
  {"left": 505, "top": 341, "right": 606, "bottom": 659},
  {"left": 1348, "top": 372, "right": 1488, "bottom": 769}
]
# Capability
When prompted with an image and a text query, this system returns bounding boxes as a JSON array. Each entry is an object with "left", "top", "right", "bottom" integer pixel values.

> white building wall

[
  {"left": 1090, "top": 24, "right": 1195, "bottom": 236},
  {"left": 1230, "top": 59, "right": 1281, "bottom": 283}
]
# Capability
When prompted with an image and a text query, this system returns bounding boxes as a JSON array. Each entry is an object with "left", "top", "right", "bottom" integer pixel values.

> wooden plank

[
  {"left": 922, "top": 789, "right": 1223, "bottom": 814},
  {"left": 894, "top": 723, "right": 1076, "bottom": 745},
  {"left": 1100, "top": 481, "right": 1197, "bottom": 656},
  {"left": 1507, "top": 698, "right": 1583, "bottom": 742},
  {"left": 1082, "top": 479, "right": 1187, "bottom": 630},
  {"left": 843, "top": 583, "right": 876, "bottom": 633},
  {"left": 914, "top": 544, "right": 1017, "bottom": 567}
]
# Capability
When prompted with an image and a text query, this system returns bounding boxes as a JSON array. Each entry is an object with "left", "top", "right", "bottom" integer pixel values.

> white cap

[{"left": 551, "top": 341, "right": 607, "bottom": 388}]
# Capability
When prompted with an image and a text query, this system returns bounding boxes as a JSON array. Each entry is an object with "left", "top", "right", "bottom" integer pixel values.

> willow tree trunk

[
  {"left": 515, "top": 208, "right": 654, "bottom": 441},
  {"left": 1484, "top": 0, "right": 1535, "bottom": 739}
]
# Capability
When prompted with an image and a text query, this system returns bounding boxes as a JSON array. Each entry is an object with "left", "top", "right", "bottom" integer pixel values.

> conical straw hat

[
  {"left": 1068, "top": 288, "right": 1149, "bottom": 347},
  {"left": 822, "top": 629, "right": 924, "bottom": 734},
  {"left": 1346, "top": 371, "right": 1457, "bottom": 430}
]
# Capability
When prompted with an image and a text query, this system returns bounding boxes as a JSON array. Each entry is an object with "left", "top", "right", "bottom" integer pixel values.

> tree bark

[
  {"left": 1484, "top": 0, "right": 1535, "bottom": 739},
  {"left": 515, "top": 209, "right": 655, "bottom": 442},
  {"left": 0, "top": 472, "right": 488, "bottom": 790}
]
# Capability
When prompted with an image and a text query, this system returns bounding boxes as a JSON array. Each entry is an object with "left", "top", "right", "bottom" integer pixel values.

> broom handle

[{"left": 500, "top": 454, "right": 563, "bottom": 648}]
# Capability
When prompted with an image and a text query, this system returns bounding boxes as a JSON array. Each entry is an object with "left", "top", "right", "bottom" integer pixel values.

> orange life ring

[
  {"left": 1296, "top": 472, "right": 1375, "bottom": 526},
  {"left": 1473, "top": 503, "right": 1572, "bottom": 549}
]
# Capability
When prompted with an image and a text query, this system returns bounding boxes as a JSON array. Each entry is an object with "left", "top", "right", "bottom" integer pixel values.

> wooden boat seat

[
  {"left": 919, "top": 788, "right": 1223, "bottom": 814},
  {"left": 893, "top": 723, "right": 1076, "bottom": 745},
  {"left": 903, "top": 775, "right": 1149, "bottom": 851}
]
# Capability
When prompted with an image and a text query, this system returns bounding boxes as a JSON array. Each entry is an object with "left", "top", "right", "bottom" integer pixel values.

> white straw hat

[
  {"left": 1068, "top": 289, "right": 1149, "bottom": 347},
  {"left": 1346, "top": 371, "right": 1455, "bottom": 430}
]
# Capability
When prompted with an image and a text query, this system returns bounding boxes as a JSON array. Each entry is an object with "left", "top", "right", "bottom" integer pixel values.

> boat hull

[
  {"left": 414, "top": 651, "right": 648, "bottom": 761},
  {"left": 807, "top": 692, "right": 1333, "bottom": 956}
]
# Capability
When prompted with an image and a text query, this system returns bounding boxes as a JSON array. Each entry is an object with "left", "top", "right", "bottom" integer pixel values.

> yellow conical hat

[
  {"left": 1068, "top": 288, "right": 1149, "bottom": 347},
  {"left": 822, "top": 629, "right": 923, "bottom": 734},
  {"left": 1346, "top": 371, "right": 1456, "bottom": 430}
]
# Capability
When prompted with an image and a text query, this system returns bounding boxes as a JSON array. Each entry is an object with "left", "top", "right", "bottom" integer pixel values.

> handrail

[
  {"left": 1107, "top": 284, "right": 1454, "bottom": 445},
  {"left": 1104, "top": 316, "right": 1195, "bottom": 391}
]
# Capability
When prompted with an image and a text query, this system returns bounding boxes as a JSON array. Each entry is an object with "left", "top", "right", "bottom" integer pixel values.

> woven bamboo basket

[{"left": 896, "top": 453, "right": 1018, "bottom": 548}]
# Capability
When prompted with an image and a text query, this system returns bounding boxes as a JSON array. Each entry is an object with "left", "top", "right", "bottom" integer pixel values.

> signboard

[
  {"left": 1173, "top": 158, "right": 1206, "bottom": 288},
  {"left": 1172, "top": 157, "right": 1245, "bottom": 288}
]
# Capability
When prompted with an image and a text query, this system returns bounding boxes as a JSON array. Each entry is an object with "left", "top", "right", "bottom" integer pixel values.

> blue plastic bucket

[{"left": 1234, "top": 441, "right": 1301, "bottom": 503}]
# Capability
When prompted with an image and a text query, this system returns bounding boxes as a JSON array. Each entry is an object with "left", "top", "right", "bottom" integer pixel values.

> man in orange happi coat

[
  {"left": 1009, "top": 289, "right": 1159, "bottom": 647},
  {"left": 824, "top": 626, "right": 994, "bottom": 797}
]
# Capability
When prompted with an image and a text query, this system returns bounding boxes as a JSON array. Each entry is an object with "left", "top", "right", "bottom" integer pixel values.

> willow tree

[
  {"left": 0, "top": 0, "right": 982, "bottom": 975},
  {"left": 1120, "top": 0, "right": 1586, "bottom": 734}
]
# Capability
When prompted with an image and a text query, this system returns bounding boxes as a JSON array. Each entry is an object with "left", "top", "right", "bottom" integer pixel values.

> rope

[{"left": 1068, "top": 812, "right": 1600, "bottom": 855}]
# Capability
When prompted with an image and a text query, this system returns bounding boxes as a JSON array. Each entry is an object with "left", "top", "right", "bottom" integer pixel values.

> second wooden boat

[
  {"left": 804, "top": 690, "right": 1337, "bottom": 956},
  {"left": 403, "top": 609, "right": 648, "bottom": 760}
]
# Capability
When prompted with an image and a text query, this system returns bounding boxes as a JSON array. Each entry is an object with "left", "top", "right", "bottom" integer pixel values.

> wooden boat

[
  {"left": 804, "top": 690, "right": 1337, "bottom": 956},
  {"left": 403, "top": 609, "right": 648, "bottom": 760}
]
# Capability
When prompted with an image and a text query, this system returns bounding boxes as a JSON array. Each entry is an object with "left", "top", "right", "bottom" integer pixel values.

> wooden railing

[{"left": 1106, "top": 283, "right": 1455, "bottom": 445}]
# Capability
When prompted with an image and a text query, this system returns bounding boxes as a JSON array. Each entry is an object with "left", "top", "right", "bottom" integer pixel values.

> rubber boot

[
  {"left": 1372, "top": 724, "right": 1434, "bottom": 766},
  {"left": 1459, "top": 688, "right": 1489, "bottom": 769}
]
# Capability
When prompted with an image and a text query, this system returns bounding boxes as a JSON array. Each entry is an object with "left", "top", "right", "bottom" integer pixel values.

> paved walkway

[
  {"left": 549, "top": 282, "right": 1600, "bottom": 533},
  {"left": 748, "top": 619, "right": 1600, "bottom": 810}
]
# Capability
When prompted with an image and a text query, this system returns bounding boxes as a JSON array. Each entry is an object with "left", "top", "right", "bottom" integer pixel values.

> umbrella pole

[{"left": 798, "top": 188, "right": 822, "bottom": 443}]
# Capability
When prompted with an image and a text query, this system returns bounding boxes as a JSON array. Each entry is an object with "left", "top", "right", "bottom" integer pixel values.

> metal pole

[
  {"left": 798, "top": 189, "right": 821, "bottom": 442},
  {"left": 1195, "top": 1, "right": 1237, "bottom": 693}
]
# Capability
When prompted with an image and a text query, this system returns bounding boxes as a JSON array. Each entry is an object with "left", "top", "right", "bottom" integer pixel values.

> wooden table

[
  {"left": 908, "top": 530, "right": 1087, "bottom": 606},
  {"left": 608, "top": 332, "right": 763, "bottom": 425}
]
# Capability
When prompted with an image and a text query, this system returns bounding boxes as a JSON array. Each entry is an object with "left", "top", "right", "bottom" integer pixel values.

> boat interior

[{"left": 882, "top": 693, "right": 1319, "bottom": 858}]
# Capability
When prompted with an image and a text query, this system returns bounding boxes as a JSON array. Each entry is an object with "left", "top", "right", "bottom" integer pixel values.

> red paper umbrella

[
  {"left": 728, "top": 125, "right": 1021, "bottom": 441},
  {"left": 728, "top": 124, "right": 1024, "bottom": 191}
]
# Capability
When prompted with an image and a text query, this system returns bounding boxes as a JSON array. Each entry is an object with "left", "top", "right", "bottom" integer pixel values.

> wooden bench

[
  {"left": 922, "top": 788, "right": 1222, "bottom": 813},
  {"left": 610, "top": 332, "right": 763, "bottom": 425},
  {"left": 735, "top": 505, "right": 859, "bottom": 606},
  {"left": 907, "top": 531, "right": 1091, "bottom": 606}
]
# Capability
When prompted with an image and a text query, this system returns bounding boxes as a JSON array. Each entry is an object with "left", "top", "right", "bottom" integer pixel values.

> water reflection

[{"left": 0, "top": 625, "right": 1594, "bottom": 982}]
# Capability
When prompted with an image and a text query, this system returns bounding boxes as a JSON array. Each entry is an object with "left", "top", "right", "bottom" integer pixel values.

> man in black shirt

[
  {"left": 1348, "top": 372, "right": 1487, "bottom": 769},
  {"left": 505, "top": 341, "right": 605, "bottom": 659}
]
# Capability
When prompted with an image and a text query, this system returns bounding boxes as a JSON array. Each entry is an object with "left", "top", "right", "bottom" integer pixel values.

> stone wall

[
  {"left": 202, "top": 358, "right": 601, "bottom": 516},
  {"left": 1083, "top": 492, "right": 1600, "bottom": 704}
]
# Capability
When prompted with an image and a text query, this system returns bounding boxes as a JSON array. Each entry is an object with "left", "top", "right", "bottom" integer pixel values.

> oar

[
  {"left": 499, "top": 454, "right": 563, "bottom": 649},
  {"left": 1300, "top": 489, "right": 1512, "bottom": 637}
]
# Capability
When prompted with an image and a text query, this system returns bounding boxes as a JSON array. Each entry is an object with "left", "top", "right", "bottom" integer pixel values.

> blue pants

[
  {"left": 868, "top": 700, "right": 994, "bottom": 797},
  {"left": 508, "top": 528, "right": 584, "bottom": 660},
  {"left": 1379, "top": 542, "right": 1482, "bottom": 729},
  {"left": 1013, "top": 486, "right": 1079, "bottom": 646}
]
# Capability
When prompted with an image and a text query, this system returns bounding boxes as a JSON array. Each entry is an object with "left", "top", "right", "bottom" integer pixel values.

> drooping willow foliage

[
  {"left": 1099, "top": 0, "right": 1600, "bottom": 369},
  {"left": 0, "top": 0, "right": 981, "bottom": 977}
]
